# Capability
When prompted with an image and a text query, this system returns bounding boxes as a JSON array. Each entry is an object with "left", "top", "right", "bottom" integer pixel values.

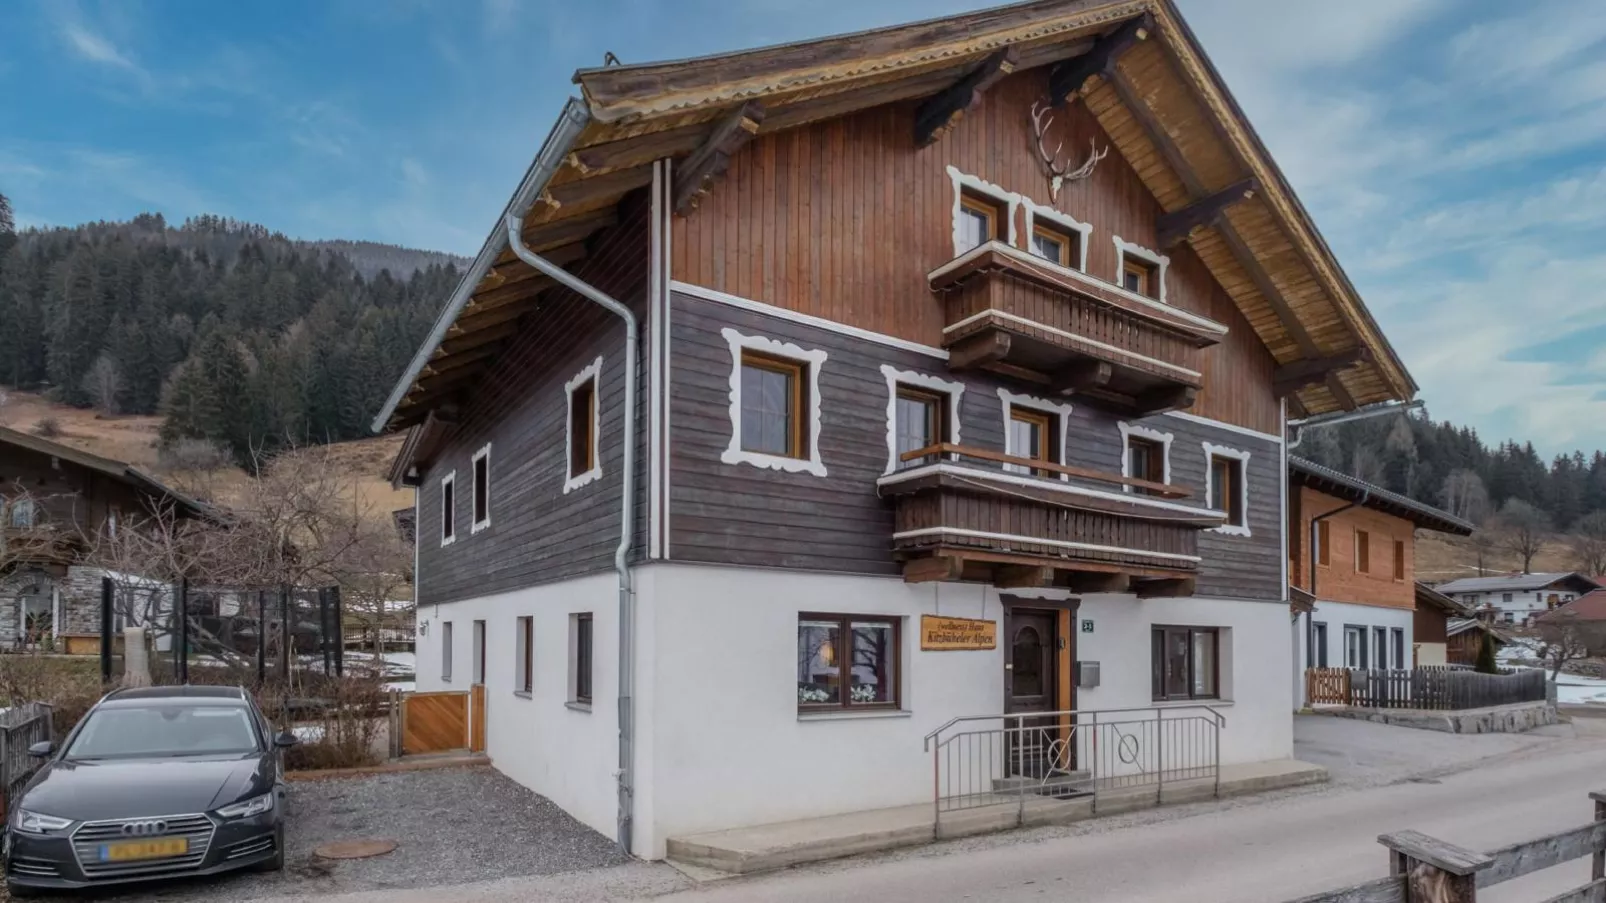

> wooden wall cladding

[{"left": 670, "top": 67, "right": 1280, "bottom": 434}]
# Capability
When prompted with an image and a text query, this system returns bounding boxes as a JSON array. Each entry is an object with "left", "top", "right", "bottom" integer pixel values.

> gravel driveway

[{"left": 92, "top": 765, "right": 630, "bottom": 901}]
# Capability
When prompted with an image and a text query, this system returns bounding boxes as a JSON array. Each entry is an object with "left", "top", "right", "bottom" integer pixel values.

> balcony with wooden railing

[
  {"left": 0, "top": 525, "right": 82, "bottom": 569},
  {"left": 876, "top": 443, "right": 1225, "bottom": 594},
  {"left": 928, "top": 241, "right": 1228, "bottom": 417}
]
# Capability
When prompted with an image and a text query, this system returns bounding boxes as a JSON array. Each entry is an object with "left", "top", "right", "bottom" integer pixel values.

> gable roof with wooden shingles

[{"left": 373, "top": 0, "right": 1415, "bottom": 438}]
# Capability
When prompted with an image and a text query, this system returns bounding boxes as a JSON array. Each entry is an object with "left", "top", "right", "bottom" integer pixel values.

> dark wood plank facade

[
  {"left": 669, "top": 66, "right": 1280, "bottom": 435},
  {"left": 413, "top": 195, "right": 652, "bottom": 605}
]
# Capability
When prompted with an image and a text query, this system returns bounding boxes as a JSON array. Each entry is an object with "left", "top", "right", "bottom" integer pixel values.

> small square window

[
  {"left": 1030, "top": 223, "right": 1075, "bottom": 268},
  {"left": 1123, "top": 257, "right": 1157, "bottom": 297},
  {"left": 894, "top": 387, "right": 947, "bottom": 469},
  {"left": 740, "top": 352, "right": 806, "bottom": 459},
  {"left": 1208, "top": 454, "right": 1245, "bottom": 527},
  {"left": 1151, "top": 626, "right": 1219, "bottom": 701},
  {"left": 958, "top": 193, "right": 1003, "bottom": 254},
  {"left": 572, "top": 613, "right": 593, "bottom": 705},
  {"left": 515, "top": 616, "right": 533, "bottom": 695},
  {"left": 440, "top": 472, "right": 457, "bottom": 546},
  {"left": 797, "top": 614, "right": 900, "bottom": 710},
  {"left": 471, "top": 445, "right": 491, "bottom": 532}
]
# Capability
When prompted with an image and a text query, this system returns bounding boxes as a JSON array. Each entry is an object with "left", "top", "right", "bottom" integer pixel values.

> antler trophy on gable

[{"left": 1030, "top": 100, "right": 1108, "bottom": 201}]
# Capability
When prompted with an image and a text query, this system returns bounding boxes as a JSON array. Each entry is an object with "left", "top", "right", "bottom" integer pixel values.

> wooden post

[
  {"left": 1592, "top": 791, "right": 1606, "bottom": 882},
  {"left": 1380, "top": 829, "right": 1492, "bottom": 902}
]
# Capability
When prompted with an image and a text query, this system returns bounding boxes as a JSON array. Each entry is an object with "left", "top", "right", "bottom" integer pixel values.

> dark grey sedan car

[{"left": 3, "top": 685, "right": 296, "bottom": 896}]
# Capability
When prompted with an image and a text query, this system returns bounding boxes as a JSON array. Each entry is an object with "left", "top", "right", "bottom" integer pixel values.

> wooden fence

[
  {"left": 1283, "top": 789, "right": 1606, "bottom": 903},
  {"left": 0, "top": 703, "right": 53, "bottom": 817},
  {"left": 1305, "top": 668, "right": 1547, "bottom": 711},
  {"left": 387, "top": 687, "right": 487, "bottom": 758}
]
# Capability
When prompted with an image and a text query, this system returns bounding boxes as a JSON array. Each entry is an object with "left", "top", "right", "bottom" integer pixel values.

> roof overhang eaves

[{"left": 1290, "top": 458, "right": 1473, "bottom": 535}]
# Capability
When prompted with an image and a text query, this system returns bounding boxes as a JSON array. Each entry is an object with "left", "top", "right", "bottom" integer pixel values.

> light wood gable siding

[
  {"left": 414, "top": 195, "right": 652, "bottom": 605},
  {"left": 669, "top": 66, "right": 1279, "bottom": 435},
  {"left": 1290, "top": 486, "right": 1416, "bottom": 612},
  {"left": 667, "top": 291, "right": 1282, "bottom": 601}
]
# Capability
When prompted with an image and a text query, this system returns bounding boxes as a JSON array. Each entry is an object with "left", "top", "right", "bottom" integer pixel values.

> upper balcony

[
  {"left": 928, "top": 242, "right": 1228, "bottom": 417},
  {"left": 876, "top": 444, "right": 1225, "bottom": 595}
]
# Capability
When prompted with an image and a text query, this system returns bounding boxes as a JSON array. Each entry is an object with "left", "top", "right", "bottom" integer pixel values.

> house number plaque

[{"left": 920, "top": 615, "right": 997, "bottom": 651}]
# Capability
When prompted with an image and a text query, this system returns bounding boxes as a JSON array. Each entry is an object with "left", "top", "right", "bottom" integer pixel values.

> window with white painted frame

[
  {"left": 880, "top": 366, "right": 963, "bottom": 474},
  {"left": 1023, "top": 201, "right": 1091, "bottom": 272},
  {"left": 439, "top": 471, "right": 457, "bottom": 546},
  {"left": 1113, "top": 236, "right": 1170, "bottom": 303},
  {"left": 1203, "top": 442, "right": 1250, "bottom": 536},
  {"left": 946, "top": 166, "right": 1019, "bottom": 257},
  {"left": 471, "top": 444, "right": 491, "bottom": 533},
  {"left": 720, "top": 328, "right": 828, "bottom": 477},
  {"left": 1118, "top": 422, "right": 1172, "bottom": 495},
  {"left": 564, "top": 356, "right": 603, "bottom": 494},
  {"left": 998, "top": 389, "right": 1072, "bottom": 479}
]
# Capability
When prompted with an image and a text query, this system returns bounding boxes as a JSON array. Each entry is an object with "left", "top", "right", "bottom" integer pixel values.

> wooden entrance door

[{"left": 1006, "top": 610, "right": 1059, "bottom": 777}]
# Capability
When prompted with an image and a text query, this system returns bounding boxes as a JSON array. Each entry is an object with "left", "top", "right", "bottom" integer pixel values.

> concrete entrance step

[{"left": 666, "top": 759, "right": 1327, "bottom": 876}]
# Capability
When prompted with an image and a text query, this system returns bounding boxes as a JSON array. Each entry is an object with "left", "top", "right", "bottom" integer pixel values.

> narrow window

[
  {"left": 1393, "top": 539, "right": 1406, "bottom": 581},
  {"left": 1355, "top": 529, "right": 1371, "bottom": 574},
  {"left": 471, "top": 445, "right": 490, "bottom": 532},
  {"left": 1372, "top": 626, "right": 1387, "bottom": 669},
  {"left": 1123, "top": 257, "right": 1157, "bottom": 298},
  {"left": 894, "top": 387, "right": 946, "bottom": 468},
  {"left": 740, "top": 352, "right": 805, "bottom": 459},
  {"left": 1007, "top": 406, "right": 1056, "bottom": 478},
  {"left": 797, "top": 614, "right": 900, "bottom": 710},
  {"left": 515, "top": 616, "right": 533, "bottom": 695},
  {"left": 1150, "top": 626, "right": 1219, "bottom": 701},
  {"left": 1030, "top": 222, "right": 1075, "bottom": 267},
  {"left": 1310, "top": 622, "right": 1328, "bottom": 668},
  {"left": 1345, "top": 626, "right": 1365, "bottom": 668},
  {"left": 1392, "top": 628, "right": 1405, "bottom": 670},
  {"left": 570, "top": 379, "right": 596, "bottom": 479},
  {"left": 442, "top": 621, "right": 454, "bottom": 682},
  {"left": 957, "top": 193, "right": 1002, "bottom": 254},
  {"left": 10, "top": 497, "right": 36, "bottom": 529},
  {"left": 573, "top": 613, "right": 593, "bottom": 705},
  {"left": 1208, "top": 455, "right": 1245, "bottom": 527},
  {"left": 1316, "top": 520, "right": 1331, "bottom": 566},
  {"left": 1127, "top": 437, "right": 1164, "bottom": 495},
  {"left": 440, "top": 472, "right": 456, "bottom": 546},
  {"left": 472, "top": 619, "right": 486, "bottom": 685}
]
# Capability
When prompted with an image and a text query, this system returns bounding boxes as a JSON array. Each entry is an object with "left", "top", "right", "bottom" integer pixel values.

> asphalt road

[{"left": 268, "top": 717, "right": 1606, "bottom": 903}]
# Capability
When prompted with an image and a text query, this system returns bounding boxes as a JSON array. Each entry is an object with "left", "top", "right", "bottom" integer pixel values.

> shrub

[{"left": 31, "top": 417, "right": 61, "bottom": 438}]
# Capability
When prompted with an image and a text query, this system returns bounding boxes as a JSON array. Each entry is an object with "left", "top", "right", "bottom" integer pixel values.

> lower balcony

[
  {"left": 877, "top": 444, "right": 1225, "bottom": 595},
  {"left": 0, "top": 526, "right": 81, "bottom": 568}
]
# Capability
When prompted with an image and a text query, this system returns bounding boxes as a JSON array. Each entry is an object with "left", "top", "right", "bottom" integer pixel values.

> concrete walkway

[{"left": 667, "top": 758, "right": 1326, "bottom": 874}]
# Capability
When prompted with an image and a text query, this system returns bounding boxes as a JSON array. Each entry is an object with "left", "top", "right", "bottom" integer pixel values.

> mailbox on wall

[{"left": 1075, "top": 661, "right": 1101, "bottom": 689}]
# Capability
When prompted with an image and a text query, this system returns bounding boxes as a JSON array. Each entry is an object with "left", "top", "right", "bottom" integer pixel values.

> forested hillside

[{"left": 0, "top": 190, "right": 463, "bottom": 462}]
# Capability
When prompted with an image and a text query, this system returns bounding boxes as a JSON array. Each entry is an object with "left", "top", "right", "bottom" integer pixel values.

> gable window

[
  {"left": 880, "top": 366, "right": 964, "bottom": 474},
  {"left": 8, "top": 498, "right": 36, "bottom": 529},
  {"left": 442, "top": 621, "right": 454, "bottom": 682},
  {"left": 721, "top": 329, "right": 827, "bottom": 476},
  {"left": 1355, "top": 529, "right": 1371, "bottom": 574},
  {"left": 515, "top": 616, "right": 533, "bottom": 696},
  {"left": 947, "top": 166, "right": 1018, "bottom": 257},
  {"left": 1151, "top": 626, "right": 1219, "bottom": 701},
  {"left": 1113, "top": 235, "right": 1171, "bottom": 304},
  {"left": 1030, "top": 221, "right": 1080, "bottom": 268},
  {"left": 564, "top": 356, "right": 604, "bottom": 494},
  {"left": 1023, "top": 201, "right": 1091, "bottom": 272},
  {"left": 571, "top": 613, "right": 593, "bottom": 706},
  {"left": 797, "top": 614, "right": 900, "bottom": 710},
  {"left": 440, "top": 472, "right": 457, "bottom": 546},
  {"left": 1118, "top": 422, "right": 1172, "bottom": 495},
  {"left": 471, "top": 444, "right": 491, "bottom": 533},
  {"left": 1204, "top": 442, "right": 1250, "bottom": 536},
  {"left": 1393, "top": 539, "right": 1406, "bottom": 581},
  {"left": 999, "top": 389, "right": 1072, "bottom": 479}
]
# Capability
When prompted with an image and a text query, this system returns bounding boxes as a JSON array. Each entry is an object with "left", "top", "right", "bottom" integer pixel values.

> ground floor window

[
  {"left": 1391, "top": 628, "right": 1405, "bottom": 670},
  {"left": 1310, "top": 621, "right": 1328, "bottom": 668},
  {"left": 797, "top": 614, "right": 900, "bottom": 710},
  {"left": 1372, "top": 626, "right": 1388, "bottom": 670},
  {"left": 571, "top": 614, "right": 593, "bottom": 704},
  {"left": 1344, "top": 626, "right": 1365, "bottom": 669},
  {"left": 442, "top": 621, "right": 454, "bottom": 682},
  {"left": 1150, "top": 626, "right": 1219, "bottom": 701},
  {"left": 515, "top": 616, "right": 533, "bottom": 695}
]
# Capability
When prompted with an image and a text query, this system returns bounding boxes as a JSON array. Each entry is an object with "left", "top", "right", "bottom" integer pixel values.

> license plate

[{"left": 100, "top": 838, "right": 189, "bottom": 862}]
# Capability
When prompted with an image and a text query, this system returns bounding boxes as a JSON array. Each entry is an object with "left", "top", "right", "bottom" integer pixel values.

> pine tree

[{"left": 1474, "top": 631, "right": 1499, "bottom": 675}]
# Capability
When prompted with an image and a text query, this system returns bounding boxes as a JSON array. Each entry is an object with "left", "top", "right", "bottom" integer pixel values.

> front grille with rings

[{"left": 70, "top": 814, "right": 215, "bottom": 879}]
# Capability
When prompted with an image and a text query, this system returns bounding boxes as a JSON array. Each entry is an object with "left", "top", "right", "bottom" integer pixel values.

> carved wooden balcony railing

[
  {"left": 877, "top": 444, "right": 1225, "bottom": 595},
  {"left": 928, "top": 241, "right": 1228, "bottom": 416},
  {"left": 0, "top": 525, "right": 82, "bottom": 568}
]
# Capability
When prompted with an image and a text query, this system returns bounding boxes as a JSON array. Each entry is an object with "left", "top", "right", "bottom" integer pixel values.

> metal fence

[
  {"left": 0, "top": 703, "right": 53, "bottom": 816},
  {"left": 1305, "top": 667, "right": 1547, "bottom": 710},
  {"left": 923, "top": 705, "right": 1224, "bottom": 833}
]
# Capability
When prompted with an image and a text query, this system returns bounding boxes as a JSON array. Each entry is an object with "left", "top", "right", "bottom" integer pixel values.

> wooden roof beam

[
  {"left": 531, "top": 165, "right": 653, "bottom": 219},
  {"left": 914, "top": 46, "right": 1019, "bottom": 147},
  {"left": 567, "top": 122, "right": 708, "bottom": 176},
  {"left": 420, "top": 346, "right": 499, "bottom": 379},
  {"left": 674, "top": 101, "right": 765, "bottom": 215},
  {"left": 522, "top": 208, "right": 617, "bottom": 252},
  {"left": 1156, "top": 178, "right": 1259, "bottom": 249},
  {"left": 1048, "top": 12, "right": 1154, "bottom": 106},
  {"left": 1274, "top": 348, "right": 1373, "bottom": 397}
]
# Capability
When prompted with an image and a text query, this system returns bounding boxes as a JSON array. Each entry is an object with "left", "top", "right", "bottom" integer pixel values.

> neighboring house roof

[
  {"left": 0, "top": 426, "right": 212, "bottom": 519},
  {"left": 1434, "top": 573, "right": 1602, "bottom": 596},
  {"left": 1537, "top": 589, "right": 1606, "bottom": 624},
  {"left": 1415, "top": 582, "right": 1473, "bottom": 618},
  {"left": 1289, "top": 457, "right": 1474, "bottom": 535},
  {"left": 1447, "top": 618, "right": 1514, "bottom": 645},
  {"left": 373, "top": 0, "right": 1415, "bottom": 441}
]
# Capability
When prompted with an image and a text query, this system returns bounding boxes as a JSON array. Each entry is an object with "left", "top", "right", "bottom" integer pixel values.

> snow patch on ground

[{"left": 1556, "top": 673, "right": 1606, "bottom": 705}]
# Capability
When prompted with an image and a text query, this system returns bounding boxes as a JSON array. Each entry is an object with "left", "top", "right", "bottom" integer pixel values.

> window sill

[
  {"left": 513, "top": 691, "right": 532, "bottom": 700},
  {"left": 566, "top": 701, "right": 593, "bottom": 713},
  {"left": 1150, "top": 699, "right": 1233, "bottom": 709},
  {"left": 798, "top": 709, "right": 911, "bottom": 722}
]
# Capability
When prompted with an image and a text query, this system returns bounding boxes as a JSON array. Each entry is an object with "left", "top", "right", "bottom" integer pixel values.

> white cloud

[{"left": 61, "top": 22, "right": 139, "bottom": 71}]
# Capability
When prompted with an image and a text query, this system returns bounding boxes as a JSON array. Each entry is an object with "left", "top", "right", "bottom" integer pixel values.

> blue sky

[{"left": 4, "top": 0, "right": 1606, "bottom": 457}]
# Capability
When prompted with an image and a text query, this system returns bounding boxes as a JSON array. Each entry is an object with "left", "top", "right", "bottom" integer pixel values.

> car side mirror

[
  {"left": 273, "top": 731, "right": 299, "bottom": 748},
  {"left": 27, "top": 741, "right": 54, "bottom": 758}
]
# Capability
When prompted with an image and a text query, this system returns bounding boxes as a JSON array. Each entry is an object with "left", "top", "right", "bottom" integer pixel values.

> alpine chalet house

[
  {"left": 1435, "top": 572, "right": 1600, "bottom": 626},
  {"left": 376, "top": 0, "right": 1417, "bottom": 858},
  {"left": 1286, "top": 458, "right": 1472, "bottom": 681}
]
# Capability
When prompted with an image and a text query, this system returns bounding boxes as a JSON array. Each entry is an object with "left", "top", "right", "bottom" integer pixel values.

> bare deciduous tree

[
  {"left": 1569, "top": 511, "right": 1606, "bottom": 578},
  {"left": 1498, "top": 499, "right": 1550, "bottom": 574},
  {"left": 82, "top": 354, "right": 123, "bottom": 416},
  {"left": 1441, "top": 469, "right": 1490, "bottom": 524},
  {"left": 1536, "top": 613, "right": 1606, "bottom": 680}
]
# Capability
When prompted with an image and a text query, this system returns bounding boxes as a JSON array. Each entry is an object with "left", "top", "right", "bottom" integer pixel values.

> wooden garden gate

[{"left": 395, "top": 688, "right": 487, "bottom": 756}]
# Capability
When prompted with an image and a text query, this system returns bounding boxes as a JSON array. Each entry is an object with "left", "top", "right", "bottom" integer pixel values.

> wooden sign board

[{"left": 920, "top": 615, "right": 997, "bottom": 651}]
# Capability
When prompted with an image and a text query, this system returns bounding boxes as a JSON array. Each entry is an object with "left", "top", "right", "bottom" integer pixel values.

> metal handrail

[{"left": 923, "top": 703, "right": 1226, "bottom": 751}]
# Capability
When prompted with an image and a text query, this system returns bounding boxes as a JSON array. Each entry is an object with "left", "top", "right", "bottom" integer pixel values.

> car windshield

[{"left": 66, "top": 705, "right": 261, "bottom": 759}]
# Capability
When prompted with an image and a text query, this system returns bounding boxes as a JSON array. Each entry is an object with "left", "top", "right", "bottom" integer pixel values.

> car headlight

[
  {"left": 12, "top": 809, "right": 72, "bottom": 835},
  {"left": 216, "top": 792, "right": 275, "bottom": 820}
]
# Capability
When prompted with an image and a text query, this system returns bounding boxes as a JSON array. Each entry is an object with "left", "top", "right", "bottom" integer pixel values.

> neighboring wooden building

[
  {"left": 0, "top": 426, "right": 207, "bottom": 652},
  {"left": 1434, "top": 573, "right": 1600, "bottom": 627},
  {"left": 1414, "top": 582, "right": 1473, "bottom": 667},
  {"left": 376, "top": 1, "right": 1417, "bottom": 857},
  {"left": 1446, "top": 617, "right": 1514, "bottom": 667},
  {"left": 1288, "top": 457, "right": 1472, "bottom": 677}
]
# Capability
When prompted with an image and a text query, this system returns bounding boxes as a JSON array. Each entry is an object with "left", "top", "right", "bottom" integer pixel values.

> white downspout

[{"left": 503, "top": 213, "right": 640, "bottom": 855}]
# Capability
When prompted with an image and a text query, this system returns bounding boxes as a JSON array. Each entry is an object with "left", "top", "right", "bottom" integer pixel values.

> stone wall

[
  {"left": 60, "top": 566, "right": 107, "bottom": 636},
  {"left": 1317, "top": 700, "right": 1560, "bottom": 734}
]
